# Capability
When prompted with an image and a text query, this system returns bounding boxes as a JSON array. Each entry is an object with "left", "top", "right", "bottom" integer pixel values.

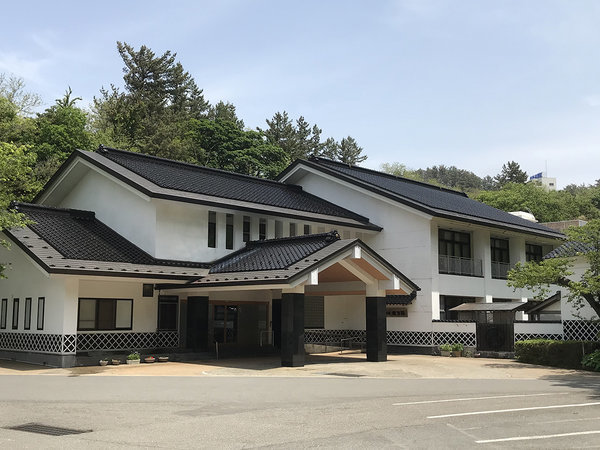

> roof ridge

[
  {"left": 308, "top": 156, "right": 468, "bottom": 197},
  {"left": 247, "top": 230, "right": 341, "bottom": 247},
  {"left": 11, "top": 202, "right": 95, "bottom": 219},
  {"left": 97, "top": 145, "right": 304, "bottom": 191}
]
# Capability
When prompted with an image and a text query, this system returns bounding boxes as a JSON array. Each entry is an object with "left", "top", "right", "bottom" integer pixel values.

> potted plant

[
  {"left": 126, "top": 351, "right": 140, "bottom": 365},
  {"left": 439, "top": 343, "right": 452, "bottom": 357},
  {"left": 451, "top": 343, "right": 464, "bottom": 357},
  {"left": 144, "top": 355, "right": 156, "bottom": 363},
  {"left": 111, "top": 358, "right": 121, "bottom": 365},
  {"left": 99, "top": 358, "right": 108, "bottom": 366},
  {"left": 158, "top": 356, "right": 169, "bottom": 363}
]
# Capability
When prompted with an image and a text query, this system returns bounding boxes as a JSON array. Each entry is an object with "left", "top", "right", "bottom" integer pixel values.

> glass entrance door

[{"left": 213, "top": 305, "right": 238, "bottom": 344}]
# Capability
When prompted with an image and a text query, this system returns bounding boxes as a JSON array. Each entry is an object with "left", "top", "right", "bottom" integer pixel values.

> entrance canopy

[
  {"left": 157, "top": 231, "right": 419, "bottom": 298},
  {"left": 449, "top": 302, "right": 526, "bottom": 312}
]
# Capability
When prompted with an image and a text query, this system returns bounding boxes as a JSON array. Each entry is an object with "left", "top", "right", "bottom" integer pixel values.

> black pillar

[
  {"left": 366, "top": 296, "right": 387, "bottom": 362},
  {"left": 281, "top": 293, "right": 305, "bottom": 367},
  {"left": 187, "top": 296, "right": 209, "bottom": 351}
]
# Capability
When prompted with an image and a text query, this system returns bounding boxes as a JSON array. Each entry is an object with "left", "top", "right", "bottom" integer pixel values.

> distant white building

[{"left": 529, "top": 172, "right": 557, "bottom": 191}]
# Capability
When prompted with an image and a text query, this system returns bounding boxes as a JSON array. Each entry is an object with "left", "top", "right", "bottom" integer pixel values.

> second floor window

[
  {"left": 289, "top": 223, "right": 297, "bottom": 237},
  {"left": 490, "top": 238, "right": 509, "bottom": 263},
  {"left": 526, "top": 244, "right": 543, "bottom": 262},
  {"left": 304, "top": 224, "right": 311, "bottom": 235},
  {"left": 439, "top": 229, "right": 471, "bottom": 258},
  {"left": 208, "top": 211, "right": 217, "bottom": 248},
  {"left": 243, "top": 216, "right": 251, "bottom": 242},
  {"left": 226, "top": 214, "right": 234, "bottom": 249},
  {"left": 259, "top": 218, "right": 267, "bottom": 240}
]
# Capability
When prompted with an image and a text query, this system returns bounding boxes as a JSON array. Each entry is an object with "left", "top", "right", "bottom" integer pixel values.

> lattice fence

[
  {"left": 514, "top": 333, "right": 563, "bottom": 342},
  {"left": 305, "top": 329, "right": 366, "bottom": 345},
  {"left": 0, "top": 332, "right": 77, "bottom": 354},
  {"left": 563, "top": 320, "right": 600, "bottom": 341},
  {"left": 76, "top": 331, "right": 179, "bottom": 351},
  {"left": 387, "top": 330, "right": 432, "bottom": 346},
  {"left": 433, "top": 331, "right": 476, "bottom": 347}
]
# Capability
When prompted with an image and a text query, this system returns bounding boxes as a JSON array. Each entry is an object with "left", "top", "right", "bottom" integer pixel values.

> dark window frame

[
  {"left": 259, "top": 218, "right": 267, "bottom": 240},
  {"left": 243, "top": 216, "right": 251, "bottom": 243},
  {"left": 208, "top": 211, "right": 217, "bottom": 248},
  {"left": 77, "top": 298, "right": 133, "bottom": 331},
  {"left": 37, "top": 297, "right": 45, "bottom": 330},
  {"left": 490, "top": 237, "right": 510, "bottom": 263},
  {"left": 303, "top": 224, "right": 311, "bottom": 235},
  {"left": 438, "top": 229, "right": 471, "bottom": 258},
  {"left": 12, "top": 298, "right": 19, "bottom": 329},
  {"left": 526, "top": 243, "right": 543, "bottom": 262},
  {"left": 289, "top": 223, "right": 297, "bottom": 237},
  {"left": 24, "top": 297, "right": 31, "bottom": 330},
  {"left": 142, "top": 284, "right": 154, "bottom": 297},
  {"left": 157, "top": 296, "right": 178, "bottom": 331},
  {"left": 226, "top": 214, "right": 234, "bottom": 249},
  {"left": 1, "top": 298, "right": 7, "bottom": 329}
]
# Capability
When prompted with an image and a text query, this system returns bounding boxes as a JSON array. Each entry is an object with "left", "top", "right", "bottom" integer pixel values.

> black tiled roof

[
  {"left": 13, "top": 203, "right": 208, "bottom": 268},
  {"left": 296, "top": 157, "right": 563, "bottom": 237},
  {"left": 544, "top": 241, "right": 594, "bottom": 259},
  {"left": 210, "top": 231, "right": 341, "bottom": 274},
  {"left": 97, "top": 147, "right": 369, "bottom": 223}
]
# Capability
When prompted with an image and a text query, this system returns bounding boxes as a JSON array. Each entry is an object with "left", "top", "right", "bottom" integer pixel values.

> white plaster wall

[
  {"left": 324, "top": 295, "right": 365, "bottom": 329},
  {"left": 58, "top": 169, "right": 156, "bottom": 256},
  {"left": 78, "top": 278, "right": 160, "bottom": 332},
  {"left": 559, "top": 258, "right": 598, "bottom": 321},
  {"left": 514, "top": 322, "right": 563, "bottom": 335},
  {"left": 432, "top": 321, "right": 476, "bottom": 333},
  {"left": 0, "top": 239, "right": 70, "bottom": 334}
]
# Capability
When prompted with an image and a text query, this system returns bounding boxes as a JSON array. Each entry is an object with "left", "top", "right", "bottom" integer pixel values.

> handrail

[{"left": 438, "top": 255, "right": 483, "bottom": 277}]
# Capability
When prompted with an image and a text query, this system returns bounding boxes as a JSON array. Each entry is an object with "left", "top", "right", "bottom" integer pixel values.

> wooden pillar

[
  {"left": 366, "top": 296, "right": 387, "bottom": 362},
  {"left": 281, "top": 293, "right": 305, "bottom": 367}
]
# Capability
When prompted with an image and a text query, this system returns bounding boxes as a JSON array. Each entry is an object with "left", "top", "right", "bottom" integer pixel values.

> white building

[{"left": 0, "top": 147, "right": 568, "bottom": 367}]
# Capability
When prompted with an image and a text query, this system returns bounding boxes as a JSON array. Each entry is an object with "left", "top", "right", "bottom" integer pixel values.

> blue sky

[{"left": 2, "top": 0, "right": 599, "bottom": 188}]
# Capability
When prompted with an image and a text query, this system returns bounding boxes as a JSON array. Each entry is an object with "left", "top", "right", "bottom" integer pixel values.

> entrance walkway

[{"left": 0, "top": 353, "right": 594, "bottom": 379}]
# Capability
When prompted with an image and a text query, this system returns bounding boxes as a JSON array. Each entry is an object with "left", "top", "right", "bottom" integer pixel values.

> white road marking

[
  {"left": 476, "top": 430, "right": 600, "bottom": 444},
  {"left": 532, "top": 416, "right": 600, "bottom": 425},
  {"left": 393, "top": 392, "right": 567, "bottom": 406},
  {"left": 428, "top": 401, "right": 600, "bottom": 419}
]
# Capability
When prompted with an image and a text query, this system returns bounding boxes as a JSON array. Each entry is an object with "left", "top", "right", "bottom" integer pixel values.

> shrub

[
  {"left": 515, "top": 339, "right": 600, "bottom": 369},
  {"left": 127, "top": 351, "right": 140, "bottom": 360},
  {"left": 439, "top": 343, "right": 452, "bottom": 351},
  {"left": 582, "top": 350, "right": 600, "bottom": 371},
  {"left": 451, "top": 343, "right": 464, "bottom": 352}
]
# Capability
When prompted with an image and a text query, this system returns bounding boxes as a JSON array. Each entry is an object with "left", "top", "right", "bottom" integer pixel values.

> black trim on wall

[
  {"left": 37, "top": 297, "right": 45, "bottom": 330},
  {"left": 24, "top": 298, "right": 31, "bottom": 330},
  {"left": 11, "top": 298, "right": 19, "bottom": 330},
  {"left": 0, "top": 299, "right": 7, "bottom": 329}
]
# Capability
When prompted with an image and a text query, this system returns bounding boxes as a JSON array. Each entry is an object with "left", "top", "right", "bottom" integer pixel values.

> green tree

[
  {"left": 0, "top": 142, "right": 39, "bottom": 277},
  {"left": 415, "top": 165, "right": 482, "bottom": 191},
  {"left": 508, "top": 220, "right": 600, "bottom": 317},
  {"left": 337, "top": 136, "right": 367, "bottom": 164},
  {"left": 494, "top": 161, "right": 528, "bottom": 187},
  {"left": 207, "top": 101, "right": 244, "bottom": 129},
  {"left": 185, "top": 119, "right": 288, "bottom": 178},
  {"left": 0, "top": 73, "right": 42, "bottom": 116}
]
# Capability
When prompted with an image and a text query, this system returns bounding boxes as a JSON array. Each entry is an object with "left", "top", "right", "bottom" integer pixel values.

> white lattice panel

[
  {"left": 563, "top": 320, "right": 600, "bottom": 341},
  {"left": 433, "top": 331, "right": 476, "bottom": 347},
  {"left": 387, "top": 330, "right": 432, "bottom": 346},
  {"left": 0, "top": 332, "right": 76, "bottom": 354},
  {"left": 305, "top": 329, "right": 366, "bottom": 344},
  {"left": 76, "top": 331, "right": 179, "bottom": 351}
]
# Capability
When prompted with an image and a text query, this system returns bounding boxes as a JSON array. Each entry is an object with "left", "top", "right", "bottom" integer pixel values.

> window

[
  {"left": 289, "top": 223, "right": 297, "bottom": 237},
  {"left": 526, "top": 244, "right": 543, "bottom": 262},
  {"left": 24, "top": 298, "right": 31, "bottom": 330},
  {"left": 303, "top": 224, "right": 311, "bottom": 235},
  {"left": 142, "top": 284, "right": 154, "bottom": 297},
  {"left": 158, "top": 296, "right": 178, "bottom": 331},
  {"left": 0, "top": 299, "right": 6, "bottom": 329},
  {"left": 226, "top": 214, "right": 234, "bottom": 249},
  {"left": 243, "top": 216, "right": 251, "bottom": 242},
  {"left": 439, "top": 296, "right": 475, "bottom": 320},
  {"left": 275, "top": 220, "right": 283, "bottom": 239},
  {"left": 213, "top": 304, "right": 238, "bottom": 343},
  {"left": 37, "top": 297, "right": 45, "bottom": 330},
  {"left": 77, "top": 298, "right": 133, "bottom": 331},
  {"left": 259, "top": 218, "right": 267, "bottom": 240},
  {"left": 12, "top": 298, "right": 19, "bottom": 329},
  {"left": 490, "top": 238, "right": 509, "bottom": 263},
  {"left": 439, "top": 229, "right": 471, "bottom": 258},
  {"left": 208, "top": 211, "right": 217, "bottom": 248}
]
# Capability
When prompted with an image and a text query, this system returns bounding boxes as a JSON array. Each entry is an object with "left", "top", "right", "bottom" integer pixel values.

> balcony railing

[
  {"left": 438, "top": 255, "right": 483, "bottom": 277},
  {"left": 491, "top": 261, "right": 511, "bottom": 279}
]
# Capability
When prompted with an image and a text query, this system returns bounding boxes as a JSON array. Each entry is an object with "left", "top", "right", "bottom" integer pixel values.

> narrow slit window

[
  {"left": 0, "top": 298, "right": 7, "bottom": 329},
  {"left": 226, "top": 214, "right": 234, "bottom": 249},
  {"left": 12, "top": 298, "right": 19, "bottom": 329},
  {"left": 24, "top": 298, "right": 31, "bottom": 330},
  {"left": 208, "top": 211, "right": 217, "bottom": 248},
  {"left": 275, "top": 220, "right": 283, "bottom": 239},
  {"left": 243, "top": 216, "right": 251, "bottom": 243},
  {"left": 37, "top": 297, "right": 45, "bottom": 330},
  {"left": 259, "top": 218, "right": 267, "bottom": 240},
  {"left": 304, "top": 224, "right": 311, "bottom": 235},
  {"left": 289, "top": 223, "right": 297, "bottom": 237}
]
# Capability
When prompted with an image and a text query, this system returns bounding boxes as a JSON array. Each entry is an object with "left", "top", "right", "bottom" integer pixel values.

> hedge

[{"left": 514, "top": 339, "right": 600, "bottom": 369}]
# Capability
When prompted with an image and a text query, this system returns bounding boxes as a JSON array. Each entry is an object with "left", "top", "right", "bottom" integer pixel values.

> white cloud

[{"left": 0, "top": 52, "right": 48, "bottom": 84}]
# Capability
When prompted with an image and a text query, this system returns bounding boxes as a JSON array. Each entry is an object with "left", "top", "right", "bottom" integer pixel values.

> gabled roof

[
  {"left": 544, "top": 241, "right": 594, "bottom": 259},
  {"left": 278, "top": 157, "right": 565, "bottom": 239},
  {"left": 158, "top": 232, "right": 420, "bottom": 291},
  {"left": 36, "top": 147, "right": 380, "bottom": 231},
  {"left": 522, "top": 291, "right": 561, "bottom": 314},
  {"left": 5, "top": 203, "right": 208, "bottom": 279},
  {"left": 210, "top": 232, "right": 341, "bottom": 273}
]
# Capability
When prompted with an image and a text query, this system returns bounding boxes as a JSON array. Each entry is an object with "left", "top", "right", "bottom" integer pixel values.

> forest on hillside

[{"left": 2, "top": 42, "right": 599, "bottom": 241}]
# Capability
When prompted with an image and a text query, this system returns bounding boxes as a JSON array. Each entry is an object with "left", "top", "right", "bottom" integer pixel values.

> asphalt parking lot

[{"left": 1, "top": 353, "right": 599, "bottom": 448}]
